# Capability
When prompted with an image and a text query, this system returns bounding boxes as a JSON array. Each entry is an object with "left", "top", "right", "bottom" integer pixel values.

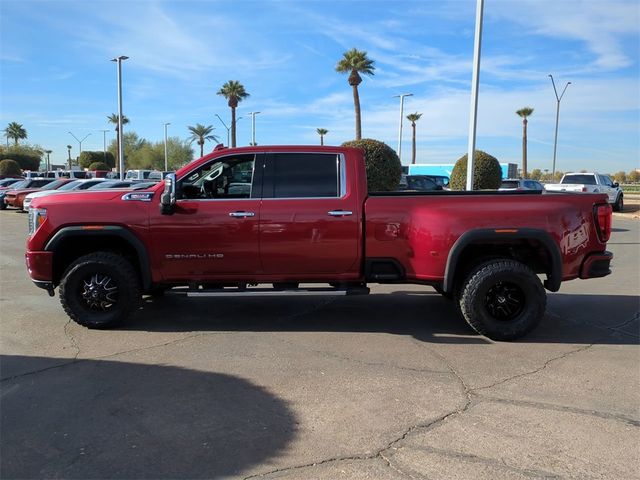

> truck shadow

[
  {"left": 0, "top": 355, "right": 296, "bottom": 480},
  {"left": 129, "top": 292, "right": 639, "bottom": 346}
]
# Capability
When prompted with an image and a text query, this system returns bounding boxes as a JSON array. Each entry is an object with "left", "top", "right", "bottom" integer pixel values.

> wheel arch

[
  {"left": 44, "top": 226, "right": 152, "bottom": 290},
  {"left": 443, "top": 228, "right": 562, "bottom": 294}
]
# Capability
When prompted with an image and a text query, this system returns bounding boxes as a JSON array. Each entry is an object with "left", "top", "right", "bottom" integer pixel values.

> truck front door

[
  {"left": 149, "top": 153, "right": 262, "bottom": 281},
  {"left": 259, "top": 152, "right": 361, "bottom": 278}
]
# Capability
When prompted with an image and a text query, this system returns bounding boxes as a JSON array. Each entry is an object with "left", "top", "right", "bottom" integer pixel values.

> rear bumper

[
  {"left": 579, "top": 251, "right": 613, "bottom": 279},
  {"left": 25, "top": 250, "right": 53, "bottom": 282}
]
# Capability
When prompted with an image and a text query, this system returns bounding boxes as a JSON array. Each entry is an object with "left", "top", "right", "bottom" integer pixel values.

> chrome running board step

[{"left": 170, "top": 287, "right": 370, "bottom": 298}]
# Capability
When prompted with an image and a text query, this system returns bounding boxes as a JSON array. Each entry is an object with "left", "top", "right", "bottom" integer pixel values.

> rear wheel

[
  {"left": 458, "top": 259, "right": 546, "bottom": 341},
  {"left": 59, "top": 252, "right": 141, "bottom": 329}
]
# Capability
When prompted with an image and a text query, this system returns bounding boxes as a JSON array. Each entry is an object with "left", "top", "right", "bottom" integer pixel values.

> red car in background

[{"left": 3, "top": 178, "right": 70, "bottom": 211}]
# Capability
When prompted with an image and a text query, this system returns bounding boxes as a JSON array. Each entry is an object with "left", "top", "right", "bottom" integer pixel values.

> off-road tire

[
  {"left": 458, "top": 259, "right": 546, "bottom": 341},
  {"left": 0, "top": 201, "right": 6, "bottom": 210},
  {"left": 59, "top": 252, "right": 141, "bottom": 329},
  {"left": 613, "top": 194, "right": 623, "bottom": 212}
]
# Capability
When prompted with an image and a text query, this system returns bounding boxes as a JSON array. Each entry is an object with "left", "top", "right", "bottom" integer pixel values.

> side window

[
  {"left": 602, "top": 176, "right": 613, "bottom": 187},
  {"left": 266, "top": 153, "right": 339, "bottom": 198},
  {"left": 178, "top": 154, "right": 256, "bottom": 200}
]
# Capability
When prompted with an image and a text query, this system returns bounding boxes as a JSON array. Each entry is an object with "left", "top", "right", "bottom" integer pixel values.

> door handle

[
  {"left": 327, "top": 210, "right": 353, "bottom": 217},
  {"left": 229, "top": 211, "right": 255, "bottom": 218}
]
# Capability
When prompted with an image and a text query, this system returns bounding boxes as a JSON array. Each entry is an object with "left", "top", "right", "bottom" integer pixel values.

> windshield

[
  {"left": 57, "top": 180, "right": 82, "bottom": 191},
  {"left": 7, "top": 180, "right": 27, "bottom": 189},
  {"left": 562, "top": 174, "right": 596, "bottom": 185},
  {"left": 500, "top": 180, "right": 520, "bottom": 189},
  {"left": 44, "top": 179, "right": 68, "bottom": 190}
]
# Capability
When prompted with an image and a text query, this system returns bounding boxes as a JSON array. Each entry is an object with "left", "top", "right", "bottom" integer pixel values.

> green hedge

[
  {"left": 449, "top": 150, "right": 502, "bottom": 190},
  {"left": 0, "top": 146, "right": 41, "bottom": 171},
  {"left": 79, "top": 151, "right": 115, "bottom": 169},
  {"left": 88, "top": 162, "right": 110, "bottom": 171},
  {"left": 0, "top": 159, "right": 21, "bottom": 177},
  {"left": 341, "top": 138, "right": 401, "bottom": 191}
]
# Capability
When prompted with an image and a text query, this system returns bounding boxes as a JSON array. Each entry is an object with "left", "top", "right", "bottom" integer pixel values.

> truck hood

[{"left": 29, "top": 187, "right": 160, "bottom": 209}]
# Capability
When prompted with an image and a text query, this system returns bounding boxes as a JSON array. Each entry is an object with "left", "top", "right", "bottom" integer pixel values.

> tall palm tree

[
  {"left": 5, "top": 122, "right": 27, "bottom": 145},
  {"left": 107, "top": 114, "right": 129, "bottom": 173},
  {"left": 406, "top": 112, "right": 422, "bottom": 165},
  {"left": 316, "top": 128, "right": 328, "bottom": 146},
  {"left": 336, "top": 48, "right": 375, "bottom": 140},
  {"left": 516, "top": 107, "right": 534, "bottom": 178},
  {"left": 188, "top": 124, "right": 219, "bottom": 158},
  {"left": 217, "top": 81, "right": 249, "bottom": 147}
]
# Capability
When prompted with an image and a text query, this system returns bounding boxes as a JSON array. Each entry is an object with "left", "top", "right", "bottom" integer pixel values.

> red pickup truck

[{"left": 25, "top": 145, "right": 613, "bottom": 340}]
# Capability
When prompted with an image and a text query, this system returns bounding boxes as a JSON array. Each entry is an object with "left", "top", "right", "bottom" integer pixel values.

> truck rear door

[{"left": 259, "top": 152, "right": 361, "bottom": 278}]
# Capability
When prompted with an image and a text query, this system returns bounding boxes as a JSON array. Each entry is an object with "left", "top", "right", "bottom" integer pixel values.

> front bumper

[
  {"left": 25, "top": 250, "right": 53, "bottom": 282},
  {"left": 579, "top": 251, "right": 613, "bottom": 279}
]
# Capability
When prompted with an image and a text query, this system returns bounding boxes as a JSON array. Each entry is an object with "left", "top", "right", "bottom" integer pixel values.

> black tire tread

[
  {"left": 59, "top": 251, "right": 141, "bottom": 329},
  {"left": 458, "top": 259, "right": 546, "bottom": 341}
]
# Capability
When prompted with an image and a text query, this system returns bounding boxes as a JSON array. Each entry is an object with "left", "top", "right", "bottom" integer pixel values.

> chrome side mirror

[{"left": 160, "top": 173, "right": 176, "bottom": 215}]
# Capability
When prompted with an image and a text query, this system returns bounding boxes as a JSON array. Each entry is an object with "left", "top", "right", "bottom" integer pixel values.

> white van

[{"left": 125, "top": 170, "right": 162, "bottom": 181}]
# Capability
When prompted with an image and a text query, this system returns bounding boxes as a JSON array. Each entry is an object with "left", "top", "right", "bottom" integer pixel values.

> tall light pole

[
  {"left": 215, "top": 114, "right": 230, "bottom": 146},
  {"left": 465, "top": 0, "right": 484, "bottom": 191},
  {"left": 248, "top": 112, "right": 260, "bottom": 146},
  {"left": 44, "top": 150, "right": 52, "bottom": 171},
  {"left": 68, "top": 131, "right": 91, "bottom": 163},
  {"left": 549, "top": 74, "right": 571, "bottom": 180},
  {"left": 111, "top": 55, "right": 129, "bottom": 180},
  {"left": 163, "top": 122, "right": 170, "bottom": 171},
  {"left": 99, "top": 129, "right": 109, "bottom": 164},
  {"left": 392, "top": 93, "right": 412, "bottom": 162}
]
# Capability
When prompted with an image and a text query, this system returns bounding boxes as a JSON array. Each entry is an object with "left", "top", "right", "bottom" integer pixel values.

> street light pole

[
  {"left": 68, "top": 131, "right": 92, "bottom": 162},
  {"left": 215, "top": 114, "right": 230, "bottom": 147},
  {"left": 392, "top": 93, "right": 413, "bottom": 162},
  {"left": 99, "top": 129, "right": 109, "bottom": 164},
  {"left": 248, "top": 112, "right": 260, "bottom": 146},
  {"left": 549, "top": 74, "right": 571, "bottom": 180},
  {"left": 163, "top": 122, "right": 170, "bottom": 171},
  {"left": 111, "top": 55, "right": 129, "bottom": 180},
  {"left": 466, "top": 0, "right": 484, "bottom": 191}
]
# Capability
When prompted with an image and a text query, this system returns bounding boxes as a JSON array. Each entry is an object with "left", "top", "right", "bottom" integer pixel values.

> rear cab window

[{"left": 562, "top": 174, "right": 596, "bottom": 185}]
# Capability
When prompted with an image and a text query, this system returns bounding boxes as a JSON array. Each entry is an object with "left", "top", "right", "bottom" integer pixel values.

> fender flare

[
  {"left": 44, "top": 226, "right": 152, "bottom": 290},
  {"left": 443, "top": 228, "right": 562, "bottom": 294}
]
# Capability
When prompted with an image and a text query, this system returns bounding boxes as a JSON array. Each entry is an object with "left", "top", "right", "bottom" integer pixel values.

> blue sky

[{"left": 1, "top": 0, "right": 638, "bottom": 173}]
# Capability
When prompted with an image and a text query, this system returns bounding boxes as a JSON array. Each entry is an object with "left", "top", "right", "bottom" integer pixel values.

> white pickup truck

[{"left": 545, "top": 172, "right": 624, "bottom": 211}]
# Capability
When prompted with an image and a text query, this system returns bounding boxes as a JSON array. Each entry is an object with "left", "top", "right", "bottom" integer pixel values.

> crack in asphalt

[
  {"left": 63, "top": 319, "right": 81, "bottom": 360},
  {"left": 477, "top": 395, "right": 640, "bottom": 427}
]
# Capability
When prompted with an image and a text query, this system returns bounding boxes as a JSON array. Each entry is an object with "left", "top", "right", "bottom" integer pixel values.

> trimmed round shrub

[
  {"left": 341, "top": 138, "right": 401, "bottom": 191},
  {"left": 0, "top": 159, "right": 21, "bottom": 177},
  {"left": 0, "top": 149, "right": 40, "bottom": 171},
  {"left": 80, "top": 151, "right": 115, "bottom": 169},
  {"left": 88, "top": 161, "right": 110, "bottom": 171},
  {"left": 449, "top": 150, "right": 502, "bottom": 190}
]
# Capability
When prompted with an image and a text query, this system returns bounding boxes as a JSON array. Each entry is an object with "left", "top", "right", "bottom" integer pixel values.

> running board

[{"left": 171, "top": 287, "right": 370, "bottom": 298}]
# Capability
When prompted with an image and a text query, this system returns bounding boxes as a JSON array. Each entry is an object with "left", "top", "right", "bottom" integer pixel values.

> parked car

[
  {"left": 22, "top": 179, "right": 107, "bottom": 210},
  {"left": 0, "top": 178, "right": 22, "bottom": 188},
  {"left": 3, "top": 178, "right": 74, "bottom": 211},
  {"left": 26, "top": 145, "right": 613, "bottom": 341},
  {"left": 544, "top": 173, "right": 624, "bottom": 211},
  {"left": 397, "top": 174, "right": 442, "bottom": 191},
  {"left": 499, "top": 179, "right": 544, "bottom": 191},
  {"left": 1, "top": 178, "right": 54, "bottom": 210}
]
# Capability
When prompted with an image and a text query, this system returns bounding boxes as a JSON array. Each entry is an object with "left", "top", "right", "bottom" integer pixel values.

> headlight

[{"left": 28, "top": 207, "right": 47, "bottom": 236}]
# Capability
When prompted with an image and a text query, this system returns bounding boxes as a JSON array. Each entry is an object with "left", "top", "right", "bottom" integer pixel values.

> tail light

[
  {"left": 594, "top": 203, "right": 612, "bottom": 242},
  {"left": 582, "top": 187, "right": 587, "bottom": 192}
]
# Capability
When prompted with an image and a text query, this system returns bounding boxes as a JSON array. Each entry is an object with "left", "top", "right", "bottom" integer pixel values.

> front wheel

[
  {"left": 458, "top": 259, "right": 546, "bottom": 341},
  {"left": 59, "top": 252, "right": 141, "bottom": 329},
  {"left": 613, "top": 194, "right": 623, "bottom": 212}
]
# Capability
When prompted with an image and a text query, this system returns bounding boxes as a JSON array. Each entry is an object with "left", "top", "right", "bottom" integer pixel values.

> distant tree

[
  {"left": 188, "top": 124, "right": 219, "bottom": 158},
  {"left": 530, "top": 168, "right": 542, "bottom": 181},
  {"left": 627, "top": 170, "right": 640, "bottom": 183},
  {"left": 516, "top": 107, "right": 533, "bottom": 178},
  {"left": 406, "top": 112, "right": 422, "bottom": 165},
  {"left": 88, "top": 161, "right": 110, "bottom": 171},
  {"left": 217, "top": 81, "right": 249, "bottom": 148},
  {"left": 612, "top": 171, "right": 627, "bottom": 183},
  {"left": 4, "top": 122, "right": 27, "bottom": 145},
  {"left": 0, "top": 159, "right": 21, "bottom": 176},
  {"left": 109, "top": 133, "right": 192, "bottom": 170},
  {"left": 0, "top": 144, "right": 42, "bottom": 171},
  {"left": 316, "top": 128, "right": 328, "bottom": 146},
  {"left": 450, "top": 150, "right": 502, "bottom": 190},
  {"left": 336, "top": 48, "right": 375, "bottom": 140}
]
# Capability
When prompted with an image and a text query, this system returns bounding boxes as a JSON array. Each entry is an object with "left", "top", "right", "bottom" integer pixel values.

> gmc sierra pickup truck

[{"left": 26, "top": 145, "right": 613, "bottom": 340}]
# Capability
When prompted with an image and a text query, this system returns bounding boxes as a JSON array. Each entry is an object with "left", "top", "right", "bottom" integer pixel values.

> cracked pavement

[{"left": 1, "top": 212, "right": 638, "bottom": 479}]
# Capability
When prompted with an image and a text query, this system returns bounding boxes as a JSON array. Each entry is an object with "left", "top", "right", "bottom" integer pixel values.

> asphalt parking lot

[{"left": 1, "top": 209, "right": 638, "bottom": 480}]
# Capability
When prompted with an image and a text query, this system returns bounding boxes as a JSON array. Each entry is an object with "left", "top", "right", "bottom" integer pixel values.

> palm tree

[
  {"left": 336, "top": 48, "right": 375, "bottom": 140},
  {"left": 405, "top": 113, "right": 422, "bottom": 165},
  {"left": 516, "top": 107, "right": 534, "bottom": 178},
  {"left": 217, "top": 81, "right": 249, "bottom": 147},
  {"left": 5, "top": 122, "right": 27, "bottom": 145},
  {"left": 316, "top": 128, "right": 328, "bottom": 146},
  {"left": 188, "top": 124, "right": 219, "bottom": 158},
  {"left": 107, "top": 114, "right": 129, "bottom": 173}
]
